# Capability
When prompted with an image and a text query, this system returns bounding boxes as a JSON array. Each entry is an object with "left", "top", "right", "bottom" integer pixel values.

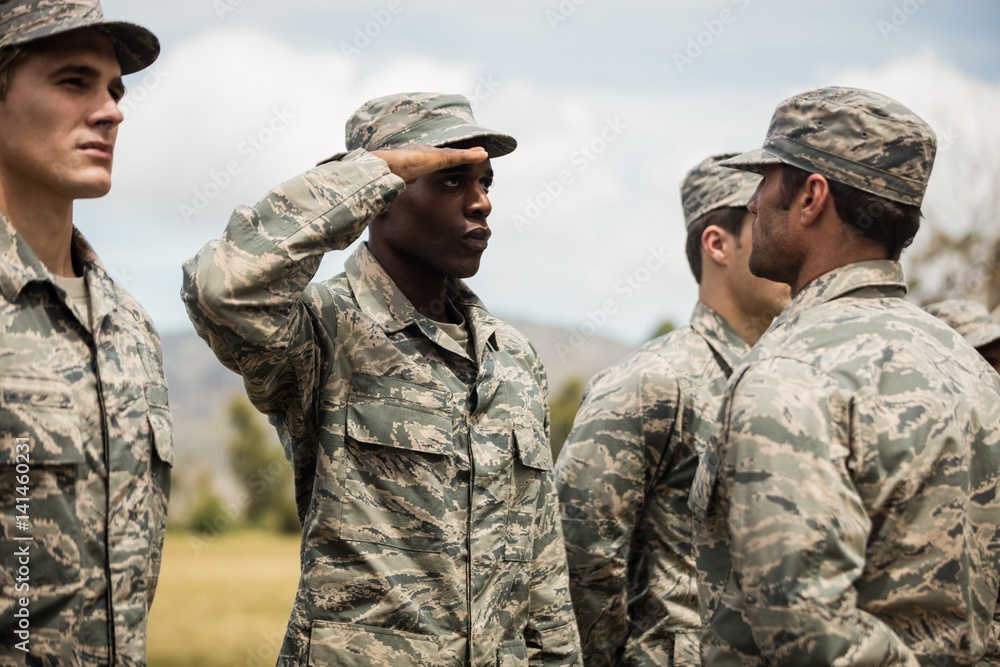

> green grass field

[{"left": 148, "top": 530, "right": 299, "bottom": 667}]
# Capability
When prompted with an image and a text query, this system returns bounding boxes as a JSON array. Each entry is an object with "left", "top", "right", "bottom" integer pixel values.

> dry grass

[{"left": 147, "top": 530, "right": 299, "bottom": 667}]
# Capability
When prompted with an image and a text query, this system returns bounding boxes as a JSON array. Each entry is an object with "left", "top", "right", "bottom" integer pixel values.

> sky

[{"left": 79, "top": 0, "right": 1000, "bottom": 346}]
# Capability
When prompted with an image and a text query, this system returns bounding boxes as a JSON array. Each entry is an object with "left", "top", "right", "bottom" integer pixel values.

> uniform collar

[
  {"left": 345, "top": 243, "right": 501, "bottom": 360},
  {"left": 0, "top": 212, "right": 120, "bottom": 327},
  {"left": 0, "top": 212, "right": 50, "bottom": 302},
  {"left": 690, "top": 301, "right": 750, "bottom": 375},
  {"left": 776, "top": 259, "right": 908, "bottom": 326}
]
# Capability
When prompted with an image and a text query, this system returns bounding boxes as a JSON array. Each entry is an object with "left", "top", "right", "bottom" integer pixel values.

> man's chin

[
  {"left": 65, "top": 166, "right": 114, "bottom": 198},
  {"left": 450, "top": 261, "right": 482, "bottom": 281}
]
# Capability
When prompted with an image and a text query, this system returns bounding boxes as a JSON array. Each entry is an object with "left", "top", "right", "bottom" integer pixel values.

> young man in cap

[
  {"left": 925, "top": 299, "right": 1000, "bottom": 373},
  {"left": 182, "top": 93, "right": 581, "bottom": 666},
  {"left": 0, "top": 2, "right": 171, "bottom": 666},
  {"left": 555, "top": 154, "right": 790, "bottom": 666},
  {"left": 689, "top": 87, "right": 1000, "bottom": 665}
]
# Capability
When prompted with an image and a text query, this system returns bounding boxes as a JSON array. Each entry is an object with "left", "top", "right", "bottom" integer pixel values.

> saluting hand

[{"left": 373, "top": 145, "right": 488, "bottom": 184}]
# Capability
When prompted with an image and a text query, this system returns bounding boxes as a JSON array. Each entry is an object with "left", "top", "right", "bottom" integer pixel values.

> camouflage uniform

[
  {"left": 0, "top": 3, "right": 167, "bottom": 666},
  {"left": 690, "top": 87, "right": 1000, "bottom": 665},
  {"left": 925, "top": 299, "right": 1000, "bottom": 354},
  {"left": 555, "top": 154, "right": 762, "bottom": 666},
  {"left": 181, "top": 95, "right": 580, "bottom": 666},
  {"left": 0, "top": 217, "right": 173, "bottom": 666},
  {"left": 557, "top": 304, "right": 746, "bottom": 666}
]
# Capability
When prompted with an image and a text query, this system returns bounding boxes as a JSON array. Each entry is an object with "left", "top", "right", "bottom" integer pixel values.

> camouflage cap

[
  {"left": 319, "top": 92, "right": 516, "bottom": 164},
  {"left": 925, "top": 299, "right": 1000, "bottom": 350},
  {"left": 0, "top": 0, "right": 159, "bottom": 75},
  {"left": 721, "top": 87, "right": 936, "bottom": 207},
  {"left": 680, "top": 152, "right": 761, "bottom": 229}
]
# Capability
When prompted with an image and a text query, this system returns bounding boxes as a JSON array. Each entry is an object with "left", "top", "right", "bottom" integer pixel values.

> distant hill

[{"left": 159, "top": 320, "right": 634, "bottom": 514}]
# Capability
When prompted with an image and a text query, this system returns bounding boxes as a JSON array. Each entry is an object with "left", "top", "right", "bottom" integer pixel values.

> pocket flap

[
  {"left": 0, "top": 432, "right": 85, "bottom": 466},
  {"left": 148, "top": 405, "right": 175, "bottom": 467},
  {"left": 513, "top": 425, "right": 551, "bottom": 471},
  {"left": 347, "top": 400, "right": 452, "bottom": 456},
  {"left": 497, "top": 638, "right": 528, "bottom": 667},
  {"left": 308, "top": 621, "right": 440, "bottom": 667}
]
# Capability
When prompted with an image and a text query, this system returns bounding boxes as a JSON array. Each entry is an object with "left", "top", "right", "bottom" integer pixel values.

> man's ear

[
  {"left": 799, "top": 173, "right": 831, "bottom": 227},
  {"left": 701, "top": 225, "right": 729, "bottom": 268}
]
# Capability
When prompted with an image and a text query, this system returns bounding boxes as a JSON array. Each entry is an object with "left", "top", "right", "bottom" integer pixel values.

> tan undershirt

[
  {"left": 435, "top": 312, "right": 474, "bottom": 358},
  {"left": 53, "top": 273, "right": 92, "bottom": 332}
]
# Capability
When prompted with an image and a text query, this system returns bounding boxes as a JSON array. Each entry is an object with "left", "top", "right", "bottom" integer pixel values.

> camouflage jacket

[
  {"left": 181, "top": 150, "right": 581, "bottom": 667},
  {"left": 689, "top": 260, "right": 1000, "bottom": 666},
  {"left": 0, "top": 215, "right": 173, "bottom": 666},
  {"left": 556, "top": 303, "right": 748, "bottom": 666}
]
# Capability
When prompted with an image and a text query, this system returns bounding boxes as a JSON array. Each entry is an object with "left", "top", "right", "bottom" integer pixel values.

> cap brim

[
  {"left": 718, "top": 148, "right": 785, "bottom": 174},
  {"left": 968, "top": 324, "right": 1000, "bottom": 350},
  {"left": 317, "top": 124, "right": 517, "bottom": 166},
  {"left": 95, "top": 21, "right": 160, "bottom": 75},
  {"left": 435, "top": 127, "right": 517, "bottom": 158},
  {"left": 7, "top": 21, "right": 159, "bottom": 75}
]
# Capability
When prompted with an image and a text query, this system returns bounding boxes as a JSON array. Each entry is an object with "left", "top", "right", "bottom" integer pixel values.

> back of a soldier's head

[{"left": 680, "top": 153, "right": 760, "bottom": 284}]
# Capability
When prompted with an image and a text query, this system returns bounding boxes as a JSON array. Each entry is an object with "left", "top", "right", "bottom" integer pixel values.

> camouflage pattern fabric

[
  {"left": 680, "top": 154, "right": 760, "bottom": 229},
  {"left": 721, "top": 87, "right": 937, "bottom": 207},
  {"left": 181, "top": 150, "right": 581, "bottom": 666},
  {"left": 0, "top": 0, "right": 160, "bottom": 75},
  {"left": 924, "top": 299, "right": 1000, "bottom": 351},
  {"left": 556, "top": 303, "right": 749, "bottom": 666},
  {"left": 690, "top": 260, "right": 1000, "bottom": 666},
  {"left": 0, "top": 215, "right": 173, "bottom": 666},
  {"left": 320, "top": 92, "right": 516, "bottom": 164}
]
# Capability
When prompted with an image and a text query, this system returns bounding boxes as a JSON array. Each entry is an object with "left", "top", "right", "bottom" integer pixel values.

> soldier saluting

[{"left": 182, "top": 93, "right": 581, "bottom": 666}]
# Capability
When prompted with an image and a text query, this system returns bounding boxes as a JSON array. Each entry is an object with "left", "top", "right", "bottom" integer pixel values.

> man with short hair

[
  {"left": 555, "top": 154, "right": 790, "bottom": 665},
  {"left": 925, "top": 299, "right": 1000, "bottom": 373},
  {"left": 0, "top": 2, "right": 171, "bottom": 665},
  {"left": 182, "top": 93, "right": 581, "bottom": 666},
  {"left": 690, "top": 87, "right": 1000, "bottom": 665}
]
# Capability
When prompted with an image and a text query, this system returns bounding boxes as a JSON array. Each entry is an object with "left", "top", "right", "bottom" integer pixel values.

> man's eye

[
  {"left": 481, "top": 180, "right": 493, "bottom": 193},
  {"left": 61, "top": 77, "right": 86, "bottom": 88},
  {"left": 441, "top": 177, "right": 461, "bottom": 188}
]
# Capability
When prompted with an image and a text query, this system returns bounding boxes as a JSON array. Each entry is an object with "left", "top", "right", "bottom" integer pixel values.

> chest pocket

[
  {"left": 504, "top": 421, "right": 551, "bottom": 562},
  {"left": 0, "top": 379, "right": 85, "bottom": 586},
  {"left": 343, "top": 377, "right": 457, "bottom": 553}
]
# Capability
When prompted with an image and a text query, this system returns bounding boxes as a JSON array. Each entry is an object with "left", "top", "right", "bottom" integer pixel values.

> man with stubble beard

[{"left": 689, "top": 87, "right": 1000, "bottom": 665}]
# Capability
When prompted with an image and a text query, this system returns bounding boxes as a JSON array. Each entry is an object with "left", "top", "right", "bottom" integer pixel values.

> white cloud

[{"left": 77, "top": 30, "right": 1000, "bottom": 347}]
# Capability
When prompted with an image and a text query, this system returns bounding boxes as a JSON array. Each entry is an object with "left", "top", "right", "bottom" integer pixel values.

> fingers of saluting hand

[{"left": 373, "top": 145, "right": 488, "bottom": 184}]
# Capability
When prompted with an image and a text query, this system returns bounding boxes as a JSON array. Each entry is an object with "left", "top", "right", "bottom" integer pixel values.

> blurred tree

[
  {"left": 902, "top": 131, "right": 1000, "bottom": 311},
  {"left": 649, "top": 319, "right": 677, "bottom": 341},
  {"left": 227, "top": 396, "right": 298, "bottom": 533},
  {"left": 185, "top": 470, "right": 230, "bottom": 535},
  {"left": 549, "top": 375, "right": 586, "bottom": 461},
  {"left": 906, "top": 228, "right": 1000, "bottom": 312}
]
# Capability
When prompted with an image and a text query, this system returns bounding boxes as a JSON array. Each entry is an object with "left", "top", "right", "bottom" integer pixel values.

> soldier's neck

[
  {"left": 700, "top": 280, "right": 763, "bottom": 347},
  {"left": 0, "top": 184, "right": 77, "bottom": 277}
]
